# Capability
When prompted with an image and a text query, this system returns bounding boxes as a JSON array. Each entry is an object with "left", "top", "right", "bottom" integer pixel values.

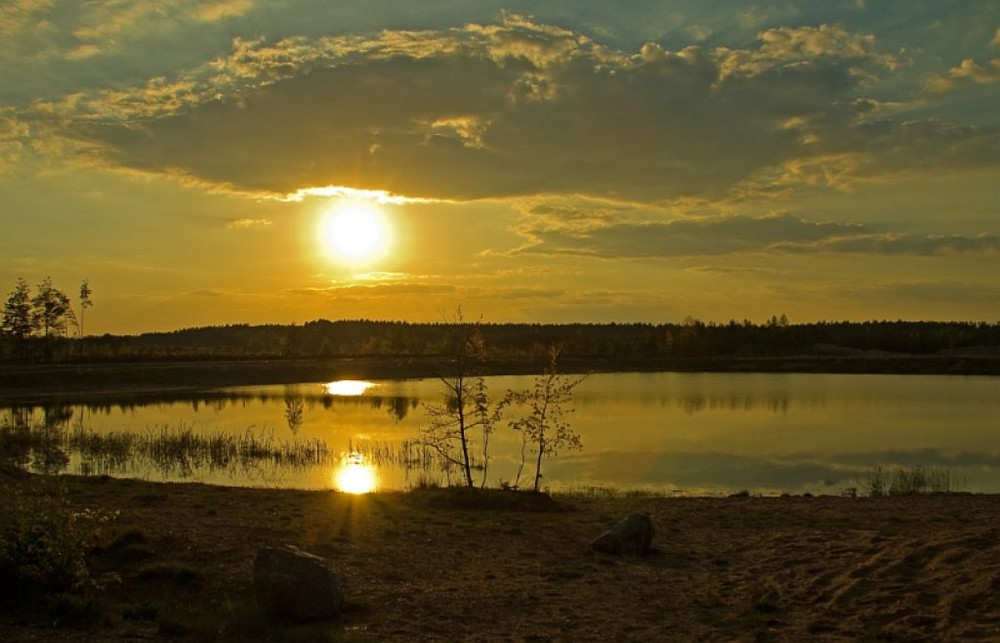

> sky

[{"left": 1, "top": 0, "right": 999, "bottom": 335}]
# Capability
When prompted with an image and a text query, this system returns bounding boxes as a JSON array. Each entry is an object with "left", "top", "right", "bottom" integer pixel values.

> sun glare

[
  {"left": 319, "top": 203, "right": 388, "bottom": 261},
  {"left": 334, "top": 453, "right": 378, "bottom": 494},
  {"left": 324, "top": 380, "right": 375, "bottom": 396}
]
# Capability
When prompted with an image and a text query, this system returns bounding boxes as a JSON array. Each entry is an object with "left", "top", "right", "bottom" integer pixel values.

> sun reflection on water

[
  {"left": 324, "top": 380, "right": 375, "bottom": 396},
  {"left": 333, "top": 452, "right": 378, "bottom": 494}
]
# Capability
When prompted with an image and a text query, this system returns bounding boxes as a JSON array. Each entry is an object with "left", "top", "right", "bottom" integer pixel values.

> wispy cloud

[
  {"left": 509, "top": 208, "right": 999, "bottom": 259},
  {"left": 1, "top": 0, "right": 257, "bottom": 63},
  {"left": 225, "top": 218, "right": 272, "bottom": 230},
  {"left": 0, "top": 107, "right": 28, "bottom": 174}
]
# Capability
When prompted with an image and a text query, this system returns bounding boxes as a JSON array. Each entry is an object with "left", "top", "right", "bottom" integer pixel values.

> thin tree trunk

[
  {"left": 532, "top": 435, "right": 545, "bottom": 492},
  {"left": 456, "top": 378, "right": 473, "bottom": 488},
  {"left": 459, "top": 425, "right": 473, "bottom": 487}
]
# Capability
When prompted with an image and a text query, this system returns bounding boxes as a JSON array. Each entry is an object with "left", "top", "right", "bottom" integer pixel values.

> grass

[
  {"left": 860, "top": 465, "right": 962, "bottom": 497},
  {"left": 0, "top": 419, "right": 332, "bottom": 480}
]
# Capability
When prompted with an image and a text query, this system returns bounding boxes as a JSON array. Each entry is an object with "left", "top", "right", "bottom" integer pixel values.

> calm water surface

[{"left": 3, "top": 372, "right": 998, "bottom": 495}]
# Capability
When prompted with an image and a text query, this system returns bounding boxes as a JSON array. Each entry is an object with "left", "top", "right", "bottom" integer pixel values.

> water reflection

[
  {"left": 677, "top": 392, "right": 791, "bottom": 415},
  {"left": 325, "top": 380, "right": 375, "bottom": 396},
  {"left": 334, "top": 452, "right": 378, "bottom": 494},
  {"left": 9, "top": 387, "right": 422, "bottom": 423},
  {"left": 1, "top": 373, "right": 997, "bottom": 494},
  {"left": 284, "top": 395, "right": 304, "bottom": 433}
]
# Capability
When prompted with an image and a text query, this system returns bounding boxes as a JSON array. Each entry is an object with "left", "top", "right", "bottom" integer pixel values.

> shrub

[{"left": 0, "top": 484, "right": 114, "bottom": 604}]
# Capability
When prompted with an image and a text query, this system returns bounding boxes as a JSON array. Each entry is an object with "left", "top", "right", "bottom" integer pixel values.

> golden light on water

[
  {"left": 334, "top": 453, "right": 378, "bottom": 494},
  {"left": 324, "top": 380, "right": 375, "bottom": 396}
]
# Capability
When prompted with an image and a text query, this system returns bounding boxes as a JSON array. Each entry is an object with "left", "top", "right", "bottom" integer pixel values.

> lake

[{"left": 2, "top": 372, "right": 998, "bottom": 495}]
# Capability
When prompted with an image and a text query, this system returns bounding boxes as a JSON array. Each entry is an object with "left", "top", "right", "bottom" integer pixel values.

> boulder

[
  {"left": 253, "top": 545, "right": 343, "bottom": 621},
  {"left": 591, "top": 512, "right": 654, "bottom": 555}
]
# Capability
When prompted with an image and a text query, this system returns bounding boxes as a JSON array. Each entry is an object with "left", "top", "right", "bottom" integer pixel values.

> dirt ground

[{"left": 2, "top": 472, "right": 998, "bottom": 642}]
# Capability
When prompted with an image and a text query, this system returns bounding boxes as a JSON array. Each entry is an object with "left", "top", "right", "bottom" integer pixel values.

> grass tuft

[{"left": 861, "top": 465, "right": 962, "bottom": 497}]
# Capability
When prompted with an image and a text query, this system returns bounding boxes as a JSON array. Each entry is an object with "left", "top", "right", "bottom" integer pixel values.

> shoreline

[{"left": 2, "top": 353, "right": 998, "bottom": 403}]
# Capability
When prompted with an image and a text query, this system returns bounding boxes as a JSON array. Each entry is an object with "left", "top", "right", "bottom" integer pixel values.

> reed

[
  {"left": 0, "top": 420, "right": 333, "bottom": 479},
  {"left": 862, "top": 465, "right": 961, "bottom": 497}
]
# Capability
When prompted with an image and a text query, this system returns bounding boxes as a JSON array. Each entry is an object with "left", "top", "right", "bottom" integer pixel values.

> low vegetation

[
  {"left": 860, "top": 465, "right": 961, "bottom": 497},
  {"left": 0, "top": 478, "right": 114, "bottom": 628},
  {"left": 0, "top": 420, "right": 331, "bottom": 480}
]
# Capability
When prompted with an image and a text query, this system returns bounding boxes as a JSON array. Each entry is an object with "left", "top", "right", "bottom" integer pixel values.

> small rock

[
  {"left": 591, "top": 512, "right": 654, "bottom": 555},
  {"left": 253, "top": 545, "right": 344, "bottom": 621}
]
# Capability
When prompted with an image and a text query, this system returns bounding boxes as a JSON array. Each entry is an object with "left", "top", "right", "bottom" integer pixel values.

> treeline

[
  {"left": 1, "top": 277, "right": 91, "bottom": 362},
  {"left": 4, "top": 316, "right": 999, "bottom": 364}
]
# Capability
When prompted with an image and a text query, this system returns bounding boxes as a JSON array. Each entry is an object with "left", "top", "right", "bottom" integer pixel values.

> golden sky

[{"left": 2, "top": 1, "right": 999, "bottom": 334}]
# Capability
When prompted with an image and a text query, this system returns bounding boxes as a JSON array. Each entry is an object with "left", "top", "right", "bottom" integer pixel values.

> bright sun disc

[
  {"left": 334, "top": 453, "right": 377, "bottom": 494},
  {"left": 320, "top": 205, "right": 386, "bottom": 260}
]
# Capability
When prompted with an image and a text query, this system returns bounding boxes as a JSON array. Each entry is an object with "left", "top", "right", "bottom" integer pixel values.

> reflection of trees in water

[
  {"left": 1, "top": 405, "right": 75, "bottom": 474},
  {"left": 364, "top": 395, "right": 419, "bottom": 422},
  {"left": 44, "top": 391, "right": 422, "bottom": 423},
  {"left": 678, "top": 392, "right": 792, "bottom": 415},
  {"left": 284, "top": 395, "right": 304, "bottom": 434}
]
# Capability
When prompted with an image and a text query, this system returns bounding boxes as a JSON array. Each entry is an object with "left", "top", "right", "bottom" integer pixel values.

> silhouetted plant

[
  {"left": 32, "top": 277, "right": 76, "bottom": 340},
  {"left": 420, "top": 308, "right": 509, "bottom": 488},
  {"left": 1, "top": 277, "right": 36, "bottom": 360},
  {"left": 78, "top": 279, "right": 93, "bottom": 338},
  {"left": 508, "top": 346, "right": 586, "bottom": 493},
  {"left": 862, "top": 465, "right": 959, "bottom": 497},
  {"left": 0, "top": 484, "right": 114, "bottom": 603}
]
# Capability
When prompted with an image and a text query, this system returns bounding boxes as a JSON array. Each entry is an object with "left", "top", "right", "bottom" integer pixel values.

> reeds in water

[
  {"left": 0, "top": 420, "right": 332, "bottom": 479},
  {"left": 862, "top": 465, "right": 961, "bottom": 497}
]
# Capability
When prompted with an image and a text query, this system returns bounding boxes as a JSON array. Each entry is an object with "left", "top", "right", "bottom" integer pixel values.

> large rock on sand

[
  {"left": 591, "top": 512, "right": 654, "bottom": 555},
  {"left": 253, "top": 545, "right": 343, "bottom": 621}
]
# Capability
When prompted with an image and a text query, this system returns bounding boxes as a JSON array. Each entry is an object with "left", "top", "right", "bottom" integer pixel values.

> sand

[{"left": 1, "top": 476, "right": 998, "bottom": 641}]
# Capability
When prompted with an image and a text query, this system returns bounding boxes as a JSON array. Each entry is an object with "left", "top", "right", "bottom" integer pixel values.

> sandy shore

[{"left": 1, "top": 474, "right": 998, "bottom": 641}]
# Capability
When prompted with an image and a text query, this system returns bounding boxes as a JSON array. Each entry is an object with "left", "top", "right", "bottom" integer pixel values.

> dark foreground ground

[{"left": 1, "top": 469, "right": 997, "bottom": 642}]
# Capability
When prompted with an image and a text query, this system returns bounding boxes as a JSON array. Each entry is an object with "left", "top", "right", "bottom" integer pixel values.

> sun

[
  {"left": 333, "top": 453, "right": 378, "bottom": 494},
  {"left": 319, "top": 203, "right": 388, "bottom": 261}
]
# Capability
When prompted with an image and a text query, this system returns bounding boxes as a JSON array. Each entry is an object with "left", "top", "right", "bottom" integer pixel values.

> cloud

[
  {"left": 684, "top": 25, "right": 713, "bottom": 42},
  {"left": 715, "top": 24, "right": 896, "bottom": 79},
  {"left": 827, "top": 279, "right": 1000, "bottom": 308},
  {"left": 14, "top": 14, "right": 998, "bottom": 208},
  {"left": 926, "top": 57, "right": 1000, "bottom": 92},
  {"left": 225, "top": 218, "right": 272, "bottom": 230},
  {"left": 20, "top": 15, "right": 923, "bottom": 203},
  {"left": 467, "top": 286, "right": 566, "bottom": 301},
  {"left": 792, "top": 233, "right": 1000, "bottom": 255},
  {"left": 509, "top": 206, "right": 1000, "bottom": 259},
  {"left": 291, "top": 282, "right": 457, "bottom": 299},
  {"left": 511, "top": 212, "right": 870, "bottom": 258},
  {"left": 188, "top": 0, "right": 254, "bottom": 23},
  {"left": 0, "top": 0, "right": 258, "bottom": 63},
  {"left": 0, "top": 108, "right": 28, "bottom": 174}
]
